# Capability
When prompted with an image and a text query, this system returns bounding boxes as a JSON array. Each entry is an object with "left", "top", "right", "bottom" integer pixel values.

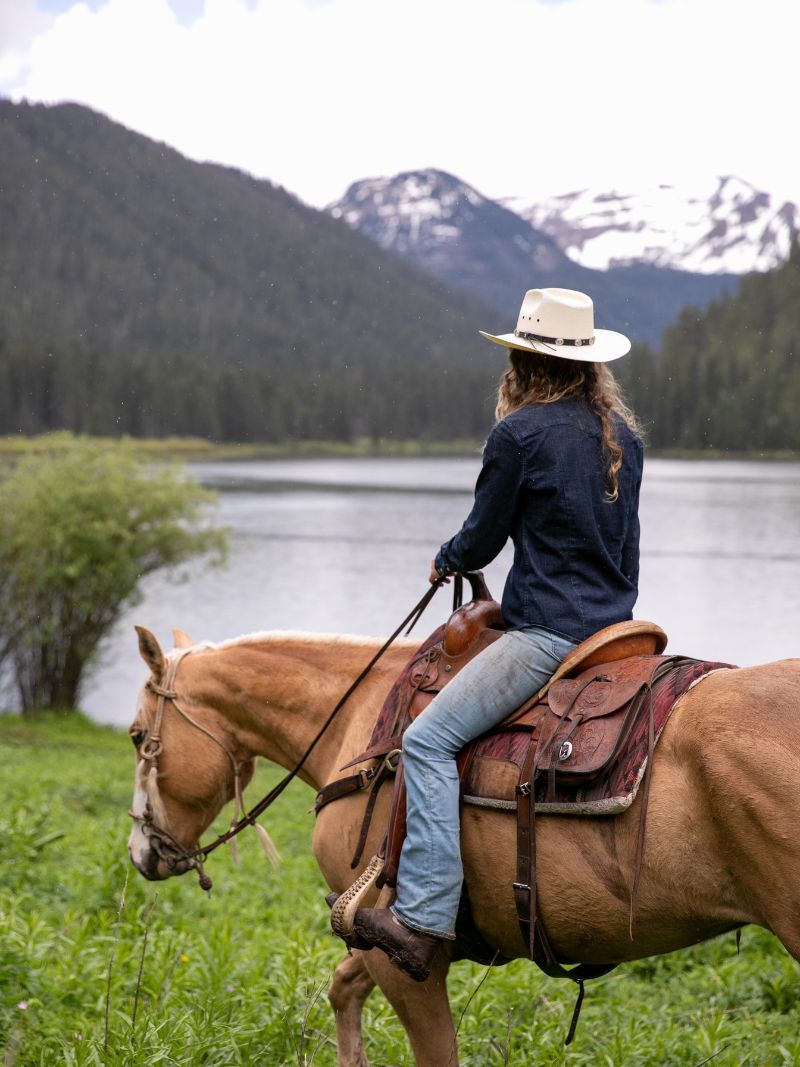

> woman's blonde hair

[{"left": 495, "top": 349, "right": 641, "bottom": 502}]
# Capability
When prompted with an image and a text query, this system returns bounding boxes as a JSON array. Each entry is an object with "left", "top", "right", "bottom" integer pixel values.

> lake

[{"left": 82, "top": 456, "right": 800, "bottom": 726}]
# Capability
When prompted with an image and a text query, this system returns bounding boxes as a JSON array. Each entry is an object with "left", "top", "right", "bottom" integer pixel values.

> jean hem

[{"left": 391, "top": 905, "right": 456, "bottom": 941}]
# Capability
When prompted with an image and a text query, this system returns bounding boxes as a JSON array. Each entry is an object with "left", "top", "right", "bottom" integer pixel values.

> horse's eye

[{"left": 130, "top": 730, "right": 146, "bottom": 749}]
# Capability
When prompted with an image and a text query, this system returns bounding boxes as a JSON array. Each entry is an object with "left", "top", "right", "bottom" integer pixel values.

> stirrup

[{"left": 330, "top": 854, "right": 385, "bottom": 938}]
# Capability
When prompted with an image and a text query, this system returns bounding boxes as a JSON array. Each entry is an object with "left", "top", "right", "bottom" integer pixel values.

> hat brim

[{"left": 479, "top": 328, "right": 631, "bottom": 363}]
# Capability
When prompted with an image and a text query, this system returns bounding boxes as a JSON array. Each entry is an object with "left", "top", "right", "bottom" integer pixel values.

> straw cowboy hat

[{"left": 480, "top": 287, "right": 631, "bottom": 363}]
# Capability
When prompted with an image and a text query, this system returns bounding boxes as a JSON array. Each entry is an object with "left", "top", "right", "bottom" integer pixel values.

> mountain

[
  {"left": 330, "top": 169, "right": 574, "bottom": 312},
  {"left": 505, "top": 177, "right": 799, "bottom": 275},
  {"left": 328, "top": 170, "right": 737, "bottom": 345},
  {"left": 0, "top": 101, "right": 500, "bottom": 441}
]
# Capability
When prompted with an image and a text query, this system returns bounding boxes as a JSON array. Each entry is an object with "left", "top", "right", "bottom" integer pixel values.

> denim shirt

[{"left": 435, "top": 396, "right": 643, "bottom": 643}]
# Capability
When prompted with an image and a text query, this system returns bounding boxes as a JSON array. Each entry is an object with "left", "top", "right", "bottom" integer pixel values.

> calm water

[{"left": 83, "top": 456, "right": 800, "bottom": 726}]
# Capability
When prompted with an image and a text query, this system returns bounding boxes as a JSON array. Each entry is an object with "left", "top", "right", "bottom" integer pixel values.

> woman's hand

[{"left": 429, "top": 559, "right": 451, "bottom": 584}]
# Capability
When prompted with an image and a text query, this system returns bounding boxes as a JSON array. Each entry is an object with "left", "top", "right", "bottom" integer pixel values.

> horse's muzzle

[{"left": 129, "top": 844, "right": 194, "bottom": 881}]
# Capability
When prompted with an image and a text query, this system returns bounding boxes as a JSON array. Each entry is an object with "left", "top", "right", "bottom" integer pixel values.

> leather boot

[{"left": 352, "top": 908, "right": 442, "bottom": 982}]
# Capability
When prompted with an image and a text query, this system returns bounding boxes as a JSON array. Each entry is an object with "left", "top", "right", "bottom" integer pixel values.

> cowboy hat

[{"left": 479, "top": 287, "right": 631, "bottom": 363}]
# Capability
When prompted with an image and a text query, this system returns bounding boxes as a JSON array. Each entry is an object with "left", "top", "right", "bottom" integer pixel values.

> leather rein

[{"left": 130, "top": 579, "right": 448, "bottom": 892}]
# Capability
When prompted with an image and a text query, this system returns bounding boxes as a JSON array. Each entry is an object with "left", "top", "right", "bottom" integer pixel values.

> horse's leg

[
  {"left": 361, "top": 949, "right": 458, "bottom": 1067},
  {"left": 329, "top": 950, "right": 375, "bottom": 1067}
]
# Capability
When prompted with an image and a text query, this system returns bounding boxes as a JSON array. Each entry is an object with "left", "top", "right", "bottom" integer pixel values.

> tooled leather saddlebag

[{"left": 530, "top": 655, "right": 676, "bottom": 800}]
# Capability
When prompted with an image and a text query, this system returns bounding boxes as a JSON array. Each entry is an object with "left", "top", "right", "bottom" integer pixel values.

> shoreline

[{"left": 1, "top": 433, "right": 798, "bottom": 464}]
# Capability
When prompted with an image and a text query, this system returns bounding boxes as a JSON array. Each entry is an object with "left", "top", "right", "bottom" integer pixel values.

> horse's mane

[{"left": 165, "top": 630, "right": 417, "bottom": 662}]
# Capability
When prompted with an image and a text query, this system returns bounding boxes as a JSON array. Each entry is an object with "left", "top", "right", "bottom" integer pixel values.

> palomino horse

[{"left": 127, "top": 624, "right": 800, "bottom": 1067}]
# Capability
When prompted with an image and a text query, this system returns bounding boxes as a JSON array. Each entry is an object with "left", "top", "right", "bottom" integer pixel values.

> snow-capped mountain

[
  {"left": 330, "top": 168, "right": 569, "bottom": 311},
  {"left": 328, "top": 169, "right": 737, "bottom": 344},
  {"left": 505, "top": 177, "right": 798, "bottom": 275}
]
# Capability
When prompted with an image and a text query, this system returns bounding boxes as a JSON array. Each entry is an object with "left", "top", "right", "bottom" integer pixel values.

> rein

[{"left": 132, "top": 579, "right": 447, "bottom": 891}]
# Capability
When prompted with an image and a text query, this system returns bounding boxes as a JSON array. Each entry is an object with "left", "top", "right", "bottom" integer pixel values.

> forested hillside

[
  {"left": 2, "top": 101, "right": 797, "bottom": 450},
  {"left": 619, "top": 243, "right": 800, "bottom": 451},
  {"left": 0, "top": 100, "right": 499, "bottom": 440}
]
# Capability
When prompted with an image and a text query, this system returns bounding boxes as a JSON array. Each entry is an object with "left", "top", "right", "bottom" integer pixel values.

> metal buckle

[
  {"left": 384, "top": 749, "right": 402, "bottom": 772},
  {"left": 517, "top": 781, "right": 531, "bottom": 796},
  {"left": 558, "top": 741, "right": 573, "bottom": 762}
]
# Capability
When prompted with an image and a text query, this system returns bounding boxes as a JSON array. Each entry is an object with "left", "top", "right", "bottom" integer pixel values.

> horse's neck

[{"left": 186, "top": 633, "right": 417, "bottom": 791}]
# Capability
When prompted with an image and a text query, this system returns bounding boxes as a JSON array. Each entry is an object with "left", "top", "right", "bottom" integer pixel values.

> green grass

[{"left": 1, "top": 714, "right": 799, "bottom": 1066}]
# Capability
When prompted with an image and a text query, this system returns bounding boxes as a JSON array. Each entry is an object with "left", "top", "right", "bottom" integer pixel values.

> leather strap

[
  {"left": 514, "top": 329, "right": 595, "bottom": 348},
  {"left": 514, "top": 713, "right": 615, "bottom": 1045},
  {"left": 350, "top": 751, "right": 401, "bottom": 870},
  {"left": 628, "top": 682, "right": 655, "bottom": 934},
  {"left": 377, "top": 761, "right": 407, "bottom": 889},
  {"left": 513, "top": 723, "right": 545, "bottom": 957},
  {"left": 315, "top": 768, "right": 375, "bottom": 813}
]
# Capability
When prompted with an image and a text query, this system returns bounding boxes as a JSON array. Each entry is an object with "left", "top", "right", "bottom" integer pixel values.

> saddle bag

[{"left": 535, "top": 658, "right": 670, "bottom": 798}]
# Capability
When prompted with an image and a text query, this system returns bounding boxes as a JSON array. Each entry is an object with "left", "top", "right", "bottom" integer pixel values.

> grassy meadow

[{"left": 1, "top": 713, "right": 799, "bottom": 1067}]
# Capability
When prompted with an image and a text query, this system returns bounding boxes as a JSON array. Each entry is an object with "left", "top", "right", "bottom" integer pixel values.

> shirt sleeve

[
  {"left": 435, "top": 421, "right": 524, "bottom": 575},
  {"left": 620, "top": 439, "right": 643, "bottom": 588}
]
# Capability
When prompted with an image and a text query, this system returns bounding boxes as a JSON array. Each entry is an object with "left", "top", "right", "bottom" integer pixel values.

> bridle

[
  {"left": 130, "top": 650, "right": 246, "bottom": 889},
  {"left": 129, "top": 579, "right": 447, "bottom": 891}
]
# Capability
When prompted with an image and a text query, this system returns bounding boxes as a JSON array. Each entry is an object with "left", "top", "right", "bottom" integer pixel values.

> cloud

[
  {"left": 2, "top": 0, "right": 797, "bottom": 207},
  {"left": 0, "top": 0, "right": 55, "bottom": 48},
  {"left": 0, "top": 0, "right": 58, "bottom": 85}
]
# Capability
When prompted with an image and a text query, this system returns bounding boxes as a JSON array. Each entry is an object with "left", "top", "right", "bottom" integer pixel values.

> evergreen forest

[
  {"left": 1, "top": 100, "right": 798, "bottom": 450},
  {"left": 619, "top": 243, "right": 800, "bottom": 451}
]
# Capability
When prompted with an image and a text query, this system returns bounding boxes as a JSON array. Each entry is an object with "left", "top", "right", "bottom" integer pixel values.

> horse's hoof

[{"left": 325, "top": 891, "right": 339, "bottom": 909}]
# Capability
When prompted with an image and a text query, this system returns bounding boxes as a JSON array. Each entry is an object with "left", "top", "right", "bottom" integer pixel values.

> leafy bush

[{"left": 0, "top": 437, "right": 226, "bottom": 711}]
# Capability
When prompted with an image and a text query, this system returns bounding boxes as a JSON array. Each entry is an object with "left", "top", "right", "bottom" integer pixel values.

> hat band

[{"left": 515, "top": 330, "right": 595, "bottom": 348}]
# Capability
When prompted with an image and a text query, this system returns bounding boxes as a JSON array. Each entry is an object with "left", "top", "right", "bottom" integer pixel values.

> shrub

[{"left": 0, "top": 437, "right": 226, "bottom": 712}]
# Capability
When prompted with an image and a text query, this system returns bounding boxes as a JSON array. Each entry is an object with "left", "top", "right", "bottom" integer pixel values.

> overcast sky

[{"left": 1, "top": 0, "right": 797, "bottom": 209}]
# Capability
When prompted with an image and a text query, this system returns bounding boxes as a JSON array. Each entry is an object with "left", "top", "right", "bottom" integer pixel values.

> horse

[{"left": 127, "top": 623, "right": 800, "bottom": 1067}]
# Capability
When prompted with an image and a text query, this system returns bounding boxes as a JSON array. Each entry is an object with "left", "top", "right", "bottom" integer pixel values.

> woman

[{"left": 354, "top": 287, "right": 643, "bottom": 980}]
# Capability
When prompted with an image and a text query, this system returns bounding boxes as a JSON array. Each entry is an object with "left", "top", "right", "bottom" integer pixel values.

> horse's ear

[
  {"left": 136, "top": 626, "right": 165, "bottom": 678},
  {"left": 172, "top": 628, "right": 194, "bottom": 649}
]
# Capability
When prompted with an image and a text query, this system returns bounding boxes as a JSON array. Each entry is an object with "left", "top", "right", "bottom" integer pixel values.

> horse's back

[{"left": 671, "top": 657, "right": 800, "bottom": 756}]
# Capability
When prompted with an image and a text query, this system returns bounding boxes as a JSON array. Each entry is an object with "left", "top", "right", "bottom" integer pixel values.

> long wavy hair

[{"left": 495, "top": 348, "right": 641, "bottom": 502}]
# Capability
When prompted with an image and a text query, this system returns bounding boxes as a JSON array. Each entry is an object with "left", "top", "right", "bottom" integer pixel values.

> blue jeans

[{"left": 392, "top": 625, "right": 577, "bottom": 938}]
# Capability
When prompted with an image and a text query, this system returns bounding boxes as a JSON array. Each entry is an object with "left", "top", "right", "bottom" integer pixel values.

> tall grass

[{"left": 1, "top": 714, "right": 798, "bottom": 1065}]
